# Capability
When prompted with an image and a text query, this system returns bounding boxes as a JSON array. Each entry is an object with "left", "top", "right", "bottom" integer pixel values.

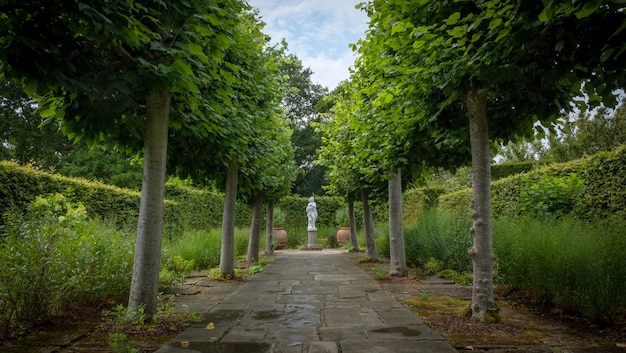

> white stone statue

[{"left": 306, "top": 196, "right": 317, "bottom": 230}]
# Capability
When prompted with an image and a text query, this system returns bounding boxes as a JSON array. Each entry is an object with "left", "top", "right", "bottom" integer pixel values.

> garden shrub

[{"left": 0, "top": 194, "right": 133, "bottom": 339}]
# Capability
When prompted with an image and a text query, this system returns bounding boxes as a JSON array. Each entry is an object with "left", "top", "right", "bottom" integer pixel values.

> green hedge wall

[
  {"left": 402, "top": 187, "right": 446, "bottom": 223},
  {"left": 491, "top": 161, "right": 540, "bottom": 180},
  {"left": 277, "top": 196, "right": 344, "bottom": 229},
  {"left": 437, "top": 146, "right": 626, "bottom": 220},
  {"left": 0, "top": 162, "right": 251, "bottom": 237}
]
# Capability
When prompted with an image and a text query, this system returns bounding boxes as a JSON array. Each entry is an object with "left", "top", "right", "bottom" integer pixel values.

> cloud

[{"left": 249, "top": 0, "right": 368, "bottom": 89}]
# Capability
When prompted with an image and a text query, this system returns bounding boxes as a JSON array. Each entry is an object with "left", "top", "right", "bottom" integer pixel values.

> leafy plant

[
  {"left": 335, "top": 207, "right": 349, "bottom": 227},
  {"left": 248, "top": 265, "right": 264, "bottom": 275},
  {"left": 108, "top": 333, "right": 139, "bottom": 353},
  {"left": 516, "top": 174, "right": 583, "bottom": 220},
  {"left": 373, "top": 267, "right": 389, "bottom": 280},
  {"left": 273, "top": 207, "right": 286, "bottom": 227}
]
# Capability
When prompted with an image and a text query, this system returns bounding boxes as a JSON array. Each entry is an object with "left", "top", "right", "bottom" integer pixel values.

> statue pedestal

[{"left": 303, "top": 228, "right": 322, "bottom": 251}]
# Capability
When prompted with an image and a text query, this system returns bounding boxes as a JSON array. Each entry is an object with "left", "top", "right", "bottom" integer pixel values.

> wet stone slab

[
  {"left": 363, "top": 325, "right": 444, "bottom": 341},
  {"left": 157, "top": 342, "right": 272, "bottom": 353},
  {"left": 323, "top": 308, "right": 383, "bottom": 327},
  {"left": 339, "top": 340, "right": 458, "bottom": 353}
]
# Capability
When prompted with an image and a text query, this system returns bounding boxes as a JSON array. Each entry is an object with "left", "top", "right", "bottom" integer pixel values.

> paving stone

[
  {"left": 292, "top": 285, "right": 339, "bottom": 295},
  {"left": 363, "top": 324, "right": 444, "bottom": 341},
  {"left": 374, "top": 307, "right": 425, "bottom": 325},
  {"left": 307, "top": 341, "right": 338, "bottom": 353},
  {"left": 340, "top": 340, "right": 458, "bottom": 353},
  {"left": 323, "top": 307, "right": 384, "bottom": 327}
]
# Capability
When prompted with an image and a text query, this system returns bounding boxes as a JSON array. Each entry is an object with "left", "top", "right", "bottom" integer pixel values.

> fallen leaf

[
  {"left": 206, "top": 322, "right": 215, "bottom": 330},
  {"left": 181, "top": 341, "right": 190, "bottom": 347}
]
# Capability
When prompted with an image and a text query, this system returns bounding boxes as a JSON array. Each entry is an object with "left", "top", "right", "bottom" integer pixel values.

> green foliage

[
  {"left": 0, "top": 162, "right": 252, "bottom": 235},
  {"left": 325, "top": 232, "right": 339, "bottom": 249},
  {"left": 0, "top": 195, "right": 133, "bottom": 339},
  {"left": 248, "top": 265, "right": 264, "bottom": 276},
  {"left": 108, "top": 333, "right": 139, "bottom": 353},
  {"left": 402, "top": 187, "right": 446, "bottom": 223},
  {"left": 438, "top": 147, "right": 626, "bottom": 221},
  {"left": 491, "top": 161, "right": 538, "bottom": 180},
  {"left": 373, "top": 267, "right": 389, "bottom": 280},
  {"left": 438, "top": 269, "right": 472, "bottom": 287},
  {"left": 334, "top": 207, "right": 349, "bottom": 227},
  {"left": 547, "top": 103, "right": 626, "bottom": 163},
  {"left": 494, "top": 216, "right": 626, "bottom": 322},
  {"left": 163, "top": 228, "right": 251, "bottom": 272},
  {"left": 273, "top": 207, "right": 286, "bottom": 227},
  {"left": 403, "top": 209, "right": 473, "bottom": 273},
  {"left": 277, "top": 196, "right": 343, "bottom": 229},
  {"left": 375, "top": 232, "right": 390, "bottom": 259},
  {"left": 516, "top": 174, "right": 583, "bottom": 220}
]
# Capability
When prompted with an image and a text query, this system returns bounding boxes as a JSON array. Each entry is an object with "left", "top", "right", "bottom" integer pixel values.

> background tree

[
  {"left": 280, "top": 54, "right": 329, "bottom": 196},
  {"left": 547, "top": 102, "right": 626, "bottom": 162}
]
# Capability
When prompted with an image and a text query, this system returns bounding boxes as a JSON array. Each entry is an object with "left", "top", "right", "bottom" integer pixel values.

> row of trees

[
  {"left": 318, "top": 0, "right": 626, "bottom": 321},
  {"left": 0, "top": 0, "right": 318, "bottom": 319}
]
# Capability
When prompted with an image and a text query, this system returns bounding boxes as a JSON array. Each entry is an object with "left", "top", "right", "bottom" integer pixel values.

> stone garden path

[{"left": 156, "top": 250, "right": 457, "bottom": 353}]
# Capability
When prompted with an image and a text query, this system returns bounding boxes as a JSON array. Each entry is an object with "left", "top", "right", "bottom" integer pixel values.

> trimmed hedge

[
  {"left": 0, "top": 161, "right": 251, "bottom": 236},
  {"left": 277, "top": 195, "right": 344, "bottom": 229},
  {"left": 437, "top": 146, "right": 626, "bottom": 220},
  {"left": 491, "top": 160, "right": 540, "bottom": 180},
  {"left": 402, "top": 187, "right": 446, "bottom": 223}
]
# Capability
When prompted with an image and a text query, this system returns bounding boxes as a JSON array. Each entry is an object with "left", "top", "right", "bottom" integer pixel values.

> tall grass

[
  {"left": 0, "top": 194, "right": 133, "bottom": 339},
  {"left": 163, "top": 228, "right": 256, "bottom": 270},
  {"left": 403, "top": 209, "right": 473, "bottom": 273},
  {"left": 494, "top": 216, "right": 626, "bottom": 322}
]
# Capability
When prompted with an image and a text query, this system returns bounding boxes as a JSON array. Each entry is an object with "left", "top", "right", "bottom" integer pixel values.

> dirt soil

[{"left": 348, "top": 252, "right": 626, "bottom": 353}]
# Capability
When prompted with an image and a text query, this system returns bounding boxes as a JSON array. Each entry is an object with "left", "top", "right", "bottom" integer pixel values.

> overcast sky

[{"left": 247, "top": 0, "right": 369, "bottom": 90}]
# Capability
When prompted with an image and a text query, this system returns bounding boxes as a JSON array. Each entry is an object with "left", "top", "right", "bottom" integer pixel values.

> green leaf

[
  {"left": 576, "top": 0, "right": 602, "bottom": 19},
  {"left": 446, "top": 12, "right": 461, "bottom": 26},
  {"left": 538, "top": 1, "right": 556, "bottom": 22},
  {"left": 187, "top": 43, "right": 207, "bottom": 63},
  {"left": 488, "top": 18, "right": 502, "bottom": 30},
  {"left": 554, "top": 40, "right": 564, "bottom": 52}
]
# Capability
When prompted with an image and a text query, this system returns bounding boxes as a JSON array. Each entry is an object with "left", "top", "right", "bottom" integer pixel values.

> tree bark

[
  {"left": 388, "top": 169, "right": 406, "bottom": 276},
  {"left": 246, "top": 190, "right": 264, "bottom": 263},
  {"left": 361, "top": 187, "right": 378, "bottom": 261},
  {"left": 467, "top": 88, "right": 496, "bottom": 320},
  {"left": 128, "top": 88, "right": 171, "bottom": 318},
  {"left": 265, "top": 199, "right": 274, "bottom": 255},
  {"left": 219, "top": 163, "right": 239, "bottom": 277},
  {"left": 348, "top": 197, "right": 358, "bottom": 252}
]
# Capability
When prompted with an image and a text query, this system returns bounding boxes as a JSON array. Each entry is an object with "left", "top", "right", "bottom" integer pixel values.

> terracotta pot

[
  {"left": 273, "top": 227, "right": 287, "bottom": 249},
  {"left": 336, "top": 227, "right": 350, "bottom": 246}
]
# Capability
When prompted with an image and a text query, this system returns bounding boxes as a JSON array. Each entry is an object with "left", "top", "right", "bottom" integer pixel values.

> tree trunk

[
  {"left": 388, "top": 169, "right": 406, "bottom": 276},
  {"left": 348, "top": 197, "right": 358, "bottom": 252},
  {"left": 128, "top": 88, "right": 171, "bottom": 318},
  {"left": 361, "top": 187, "right": 378, "bottom": 261},
  {"left": 265, "top": 199, "right": 274, "bottom": 255},
  {"left": 219, "top": 163, "right": 239, "bottom": 277},
  {"left": 467, "top": 88, "right": 496, "bottom": 320},
  {"left": 246, "top": 190, "right": 264, "bottom": 263}
]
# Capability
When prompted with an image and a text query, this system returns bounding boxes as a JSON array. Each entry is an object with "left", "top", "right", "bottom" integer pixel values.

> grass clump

[
  {"left": 494, "top": 216, "right": 626, "bottom": 323},
  {"left": 0, "top": 193, "right": 133, "bottom": 339}
]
